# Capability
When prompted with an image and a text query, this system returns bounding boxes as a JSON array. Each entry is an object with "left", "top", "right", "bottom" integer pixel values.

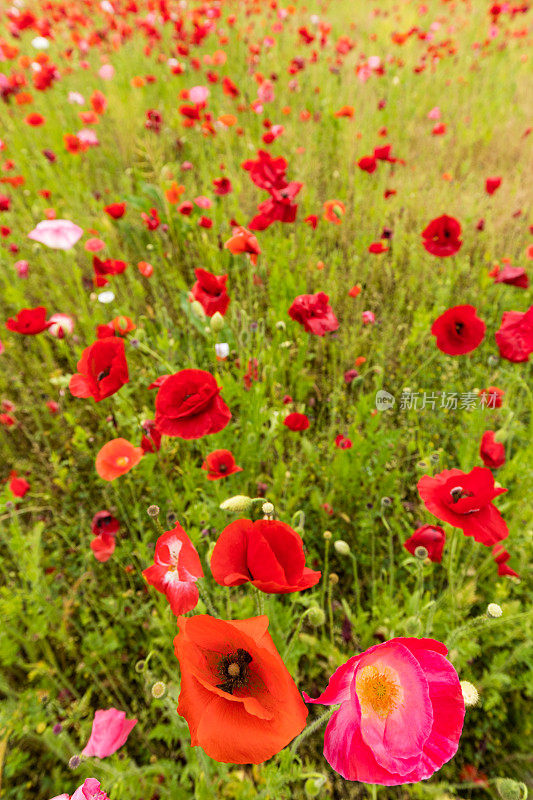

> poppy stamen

[{"left": 216, "top": 648, "right": 252, "bottom": 695}]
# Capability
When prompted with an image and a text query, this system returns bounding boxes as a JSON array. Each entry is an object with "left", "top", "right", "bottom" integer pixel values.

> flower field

[{"left": 0, "top": 0, "right": 532, "bottom": 798}]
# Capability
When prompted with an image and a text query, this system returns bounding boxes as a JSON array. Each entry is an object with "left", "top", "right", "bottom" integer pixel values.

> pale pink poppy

[
  {"left": 98, "top": 64, "right": 115, "bottom": 80},
  {"left": 193, "top": 195, "right": 212, "bottom": 209},
  {"left": 28, "top": 220, "right": 83, "bottom": 250},
  {"left": 68, "top": 91, "right": 85, "bottom": 105},
  {"left": 362, "top": 310, "right": 376, "bottom": 325},
  {"left": 81, "top": 708, "right": 137, "bottom": 758},
  {"left": 427, "top": 106, "right": 441, "bottom": 120},
  {"left": 368, "top": 55, "right": 381, "bottom": 69},
  {"left": 84, "top": 238, "right": 106, "bottom": 253},
  {"left": 304, "top": 637, "right": 464, "bottom": 785},
  {"left": 257, "top": 79, "right": 275, "bottom": 103},
  {"left": 48, "top": 313, "right": 75, "bottom": 338},
  {"left": 77, "top": 129, "right": 99, "bottom": 147},
  {"left": 189, "top": 85, "right": 209, "bottom": 104}
]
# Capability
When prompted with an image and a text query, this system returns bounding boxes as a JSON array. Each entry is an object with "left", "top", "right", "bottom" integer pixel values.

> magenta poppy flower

[
  {"left": 27, "top": 219, "right": 83, "bottom": 250},
  {"left": 81, "top": 708, "right": 137, "bottom": 758},
  {"left": 431, "top": 305, "right": 486, "bottom": 355},
  {"left": 303, "top": 637, "right": 464, "bottom": 784},
  {"left": 417, "top": 467, "right": 508, "bottom": 546}
]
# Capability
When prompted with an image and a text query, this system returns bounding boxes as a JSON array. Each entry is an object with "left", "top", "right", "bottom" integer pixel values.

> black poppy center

[
  {"left": 449, "top": 486, "right": 474, "bottom": 504},
  {"left": 218, "top": 463, "right": 228, "bottom": 473},
  {"left": 216, "top": 648, "right": 252, "bottom": 695},
  {"left": 97, "top": 368, "right": 111, "bottom": 382},
  {"left": 454, "top": 321, "right": 464, "bottom": 335}
]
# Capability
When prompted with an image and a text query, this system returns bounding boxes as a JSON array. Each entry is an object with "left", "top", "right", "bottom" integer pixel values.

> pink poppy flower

[
  {"left": 71, "top": 778, "right": 110, "bottom": 800},
  {"left": 142, "top": 523, "right": 204, "bottom": 616},
  {"left": 98, "top": 64, "right": 115, "bottom": 80},
  {"left": 189, "top": 85, "right": 209, "bottom": 104},
  {"left": 81, "top": 708, "right": 137, "bottom": 758},
  {"left": 85, "top": 238, "right": 106, "bottom": 253},
  {"left": 28, "top": 219, "right": 83, "bottom": 250},
  {"left": 427, "top": 106, "right": 441, "bottom": 120},
  {"left": 194, "top": 195, "right": 212, "bottom": 209},
  {"left": 303, "top": 637, "right": 464, "bottom": 785}
]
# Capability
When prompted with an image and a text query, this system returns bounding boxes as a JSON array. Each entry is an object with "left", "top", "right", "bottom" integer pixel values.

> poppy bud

[
  {"left": 308, "top": 607, "right": 326, "bottom": 626},
  {"left": 68, "top": 755, "right": 81, "bottom": 770},
  {"left": 190, "top": 300, "right": 206, "bottom": 319},
  {"left": 323, "top": 530, "right": 332, "bottom": 540},
  {"left": 496, "top": 779, "right": 528, "bottom": 800},
  {"left": 210, "top": 311, "right": 225, "bottom": 332},
  {"left": 305, "top": 776, "right": 327, "bottom": 797},
  {"left": 219, "top": 495, "right": 253, "bottom": 513},
  {"left": 334, "top": 540, "right": 350, "bottom": 556},
  {"left": 329, "top": 572, "right": 339, "bottom": 585}
]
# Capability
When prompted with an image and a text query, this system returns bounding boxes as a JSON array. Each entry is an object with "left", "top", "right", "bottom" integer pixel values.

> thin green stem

[{"left": 290, "top": 707, "right": 337, "bottom": 754}]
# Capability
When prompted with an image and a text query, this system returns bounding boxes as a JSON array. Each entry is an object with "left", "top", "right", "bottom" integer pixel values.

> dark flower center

[
  {"left": 97, "top": 368, "right": 111, "bottom": 381},
  {"left": 218, "top": 463, "right": 228, "bottom": 473},
  {"left": 449, "top": 486, "right": 474, "bottom": 503},
  {"left": 216, "top": 648, "right": 252, "bottom": 694},
  {"left": 455, "top": 321, "right": 464, "bottom": 335}
]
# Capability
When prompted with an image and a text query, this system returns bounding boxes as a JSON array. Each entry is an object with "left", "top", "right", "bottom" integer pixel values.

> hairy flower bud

[
  {"left": 220, "top": 495, "right": 253, "bottom": 513},
  {"left": 210, "top": 311, "right": 225, "bottom": 332},
  {"left": 496, "top": 779, "right": 528, "bottom": 800},
  {"left": 308, "top": 607, "right": 326, "bottom": 626},
  {"left": 487, "top": 603, "right": 503, "bottom": 618},
  {"left": 334, "top": 540, "right": 351, "bottom": 556}
]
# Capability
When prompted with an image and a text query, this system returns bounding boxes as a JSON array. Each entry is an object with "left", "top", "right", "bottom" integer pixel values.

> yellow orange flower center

[
  {"left": 356, "top": 664, "right": 402, "bottom": 719},
  {"left": 115, "top": 456, "right": 130, "bottom": 467}
]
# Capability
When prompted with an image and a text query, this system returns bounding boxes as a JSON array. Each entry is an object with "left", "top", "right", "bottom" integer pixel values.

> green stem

[
  {"left": 253, "top": 586, "right": 265, "bottom": 615},
  {"left": 381, "top": 514, "right": 395, "bottom": 603},
  {"left": 320, "top": 536, "right": 331, "bottom": 607},
  {"left": 197, "top": 582, "right": 217, "bottom": 616},
  {"left": 327, "top": 579, "right": 335, "bottom": 645},
  {"left": 283, "top": 609, "right": 311, "bottom": 660},
  {"left": 290, "top": 707, "right": 337, "bottom": 754}
]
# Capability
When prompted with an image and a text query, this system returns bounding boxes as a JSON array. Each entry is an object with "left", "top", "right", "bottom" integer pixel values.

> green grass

[{"left": 0, "top": 0, "right": 532, "bottom": 798}]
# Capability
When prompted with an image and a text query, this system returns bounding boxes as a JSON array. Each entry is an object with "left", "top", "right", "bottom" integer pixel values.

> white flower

[{"left": 97, "top": 291, "right": 115, "bottom": 304}]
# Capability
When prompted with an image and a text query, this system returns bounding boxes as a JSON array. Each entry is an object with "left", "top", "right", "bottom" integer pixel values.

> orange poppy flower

[
  {"left": 174, "top": 614, "right": 307, "bottom": 764},
  {"left": 323, "top": 199, "right": 346, "bottom": 224},
  {"left": 224, "top": 226, "right": 261, "bottom": 266},
  {"left": 334, "top": 105, "right": 355, "bottom": 118},
  {"left": 165, "top": 182, "right": 185, "bottom": 203},
  {"left": 95, "top": 438, "right": 143, "bottom": 481},
  {"left": 217, "top": 113, "right": 237, "bottom": 127}
]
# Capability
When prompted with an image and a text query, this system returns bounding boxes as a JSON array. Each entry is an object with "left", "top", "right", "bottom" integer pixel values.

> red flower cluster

[{"left": 243, "top": 150, "right": 302, "bottom": 231}]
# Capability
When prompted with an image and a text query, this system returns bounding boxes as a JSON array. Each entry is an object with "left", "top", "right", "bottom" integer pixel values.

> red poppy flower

[
  {"left": 421, "top": 215, "right": 462, "bottom": 257},
  {"left": 368, "top": 241, "right": 388, "bottom": 254},
  {"left": 491, "top": 265, "right": 528, "bottom": 289},
  {"left": 5, "top": 306, "right": 51, "bottom": 335},
  {"left": 143, "top": 524, "right": 203, "bottom": 615},
  {"left": 140, "top": 420, "right": 162, "bottom": 454},
  {"left": 249, "top": 181, "right": 303, "bottom": 231},
  {"left": 25, "top": 113, "right": 45, "bottom": 126},
  {"left": 174, "top": 614, "right": 308, "bottom": 764},
  {"left": 91, "top": 533, "right": 116, "bottom": 562},
  {"left": 154, "top": 369, "right": 231, "bottom": 439},
  {"left": 417, "top": 467, "right": 508, "bottom": 546},
  {"left": 492, "top": 544, "right": 519, "bottom": 579},
  {"left": 357, "top": 155, "right": 377, "bottom": 173},
  {"left": 403, "top": 524, "right": 446, "bottom": 563},
  {"left": 335, "top": 434, "right": 352, "bottom": 449},
  {"left": 191, "top": 269, "right": 230, "bottom": 317},
  {"left": 479, "top": 386, "right": 504, "bottom": 408},
  {"left": 104, "top": 202, "right": 127, "bottom": 219},
  {"left": 93, "top": 256, "right": 127, "bottom": 287},
  {"left": 431, "top": 305, "right": 486, "bottom": 355},
  {"left": 241, "top": 150, "right": 288, "bottom": 191},
  {"left": 70, "top": 338, "right": 129, "bottom": 402},
  {"left": 95, "top": 438, "right": 143, "bottom": 481},
  {"left": 283, "top": 412, "right": 310, "bottom": 431},
  {"left": 288, "top": 292, "right": 338, "bottom": 336},
  {"left": 485, "top": 177, "right": 501, "bottom": 195},
  {"left": 495, "top": 306, "right": 533, "bottom": 362},
  {"left": 211, "top": 518, "right": 321, "bottom": 594},
  {"left": 9, "top": 470, "right": 30, "bottom": 497},
  {"left": 91, "top": 510, "right": 120, "bottom": 537},
  {"left": 323, "top": 200, "right": 345, "bottom": 224},
  {"left": 202, "top": 449, "right": 242, "bottom": 480},
  {"left": 479, "top": 431, "right": 505, "bottom": 469},
  {"left": 213, "top": 177, "right": 232, "bottom": 195}
]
